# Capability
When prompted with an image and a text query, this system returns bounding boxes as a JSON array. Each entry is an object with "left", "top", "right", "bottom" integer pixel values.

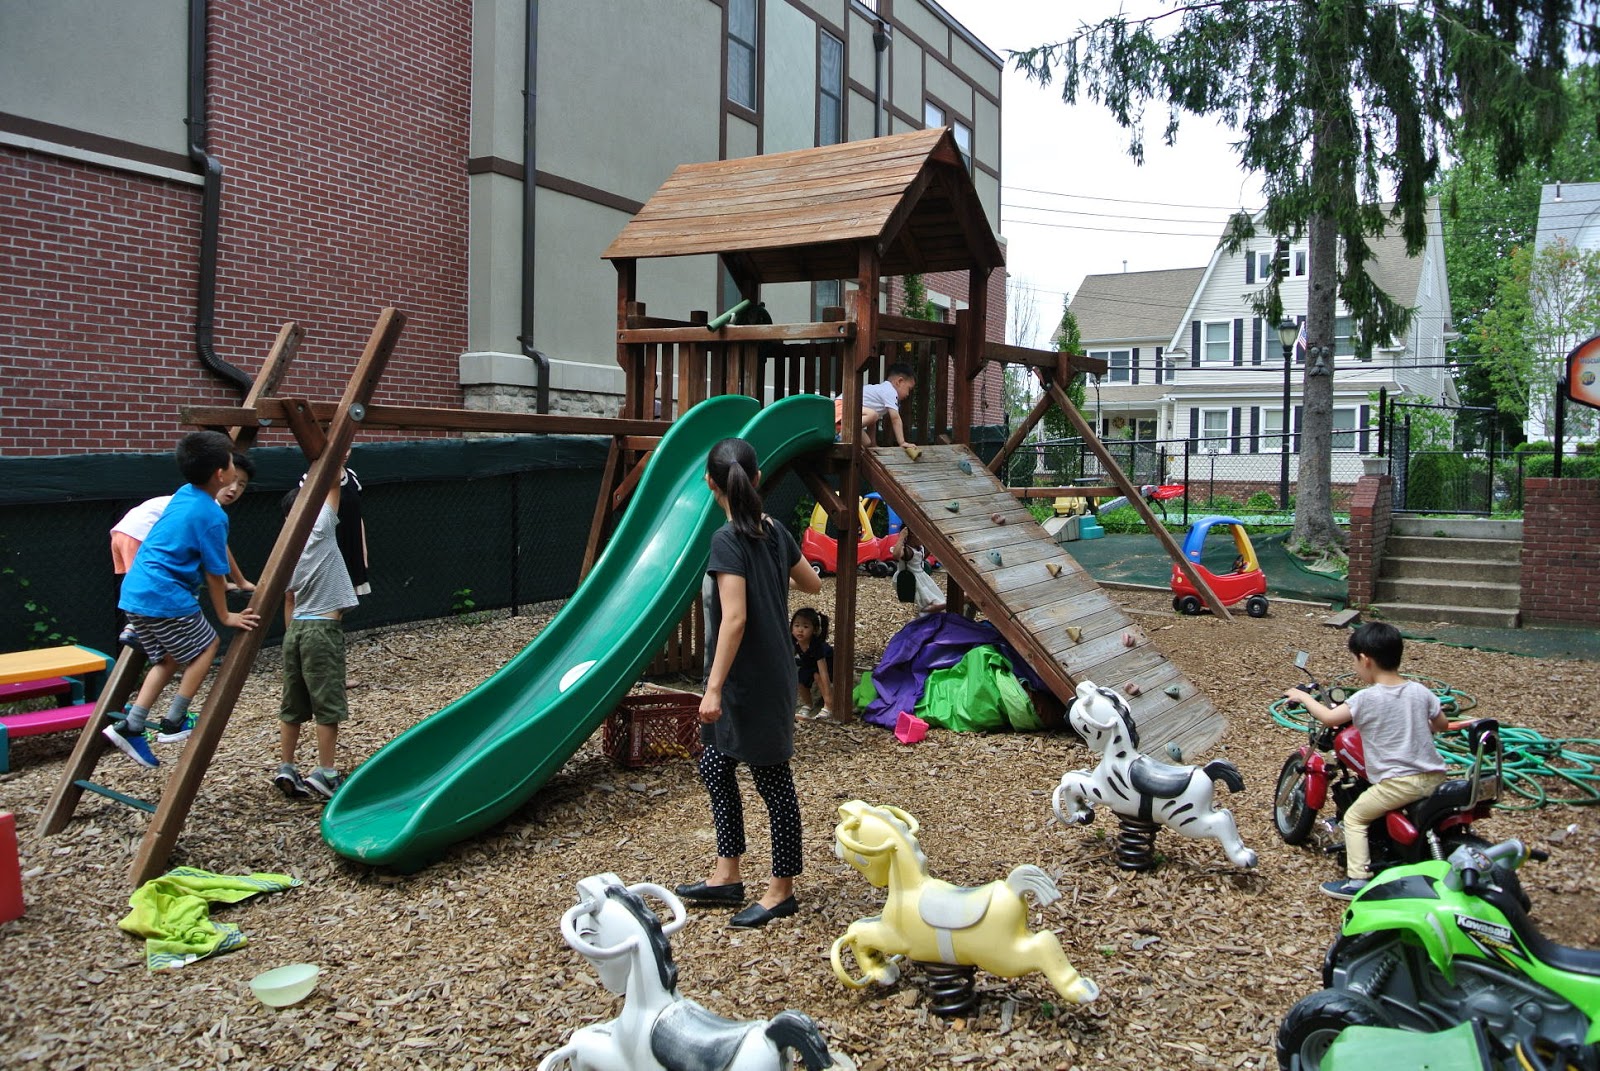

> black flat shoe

[
  {"left": 674, "top": 879, "right": 745, "bottom": 904},
  {"left": 729, "top": 896, "right": 798, "bottom": 929}
]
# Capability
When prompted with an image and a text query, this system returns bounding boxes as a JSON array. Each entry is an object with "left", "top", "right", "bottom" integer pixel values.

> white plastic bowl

[{"left": 249, "top": 963, "right": 321, "bottom": 1007}]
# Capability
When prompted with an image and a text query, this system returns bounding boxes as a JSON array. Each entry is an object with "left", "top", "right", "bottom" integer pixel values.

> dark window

[
  {"left": 813, "top": 279, "right": 842, "bottom": 321},
  {"left": 819, "top": 31, "right": 843, "bottom": 145},
  {"left": 728, "top": 0, "right": 757, "bottom": 109}
]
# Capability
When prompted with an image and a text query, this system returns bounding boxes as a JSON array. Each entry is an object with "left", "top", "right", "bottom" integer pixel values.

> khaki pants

[{"left": 1344, "top": 770, "right": 1447, "bottom": 878}]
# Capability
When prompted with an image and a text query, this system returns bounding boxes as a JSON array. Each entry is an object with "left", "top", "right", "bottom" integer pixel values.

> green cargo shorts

[{"left": 279, "top": 618, "right": 349, "bottom": 726}]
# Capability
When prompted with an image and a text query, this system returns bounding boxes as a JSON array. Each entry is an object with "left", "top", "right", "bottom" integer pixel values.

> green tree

[
  {"left": 1471, "top": 238, "right": 1600, "bottom": 442},
  {"left": 1438, "top": 65, "right": 1600, "bottom": 442},
  {"left": 1038, "top": 301, "right": 1089, "bottom": 481},
  {"left": 1016, "top": 1, "right": 1597, "bottom": 551}
]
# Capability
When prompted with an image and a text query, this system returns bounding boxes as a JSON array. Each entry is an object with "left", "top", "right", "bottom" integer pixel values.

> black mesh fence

[{"left": 0, "top": 437, "right": 609, "bottom": 654}]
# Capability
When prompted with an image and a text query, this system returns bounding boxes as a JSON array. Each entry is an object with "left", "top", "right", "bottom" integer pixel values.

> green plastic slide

[{"left": 320, "top": 394, "right": 835, "bottom": 869}]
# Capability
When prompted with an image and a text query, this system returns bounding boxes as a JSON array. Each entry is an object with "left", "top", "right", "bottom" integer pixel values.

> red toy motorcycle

[{"left": 1272, "top": 651, "right": 1521, "bottom": 900}]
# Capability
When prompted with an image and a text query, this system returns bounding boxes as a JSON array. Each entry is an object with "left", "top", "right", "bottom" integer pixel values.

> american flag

[{"left": 1294, "top": 319, "right": 1308, "bottom": 359}]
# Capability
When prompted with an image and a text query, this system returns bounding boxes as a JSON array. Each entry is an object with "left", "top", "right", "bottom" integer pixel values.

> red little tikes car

[{"left": 1170, "top": 515, "right": 1269, "bottom": 617}]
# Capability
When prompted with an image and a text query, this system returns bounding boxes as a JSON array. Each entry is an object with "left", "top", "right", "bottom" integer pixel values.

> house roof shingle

[{"left": 1068, "top": 267, "right": 1206, "bottom": 342}]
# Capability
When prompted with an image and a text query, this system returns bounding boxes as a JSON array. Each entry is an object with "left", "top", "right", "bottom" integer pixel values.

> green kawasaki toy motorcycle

[{"left": 1277, "top": 839, "right": 1600, "bottom": 1071}]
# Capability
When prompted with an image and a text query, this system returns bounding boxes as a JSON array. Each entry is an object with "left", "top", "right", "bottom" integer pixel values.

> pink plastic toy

[{"left": 894, "top": 711, "right": 928, "bottom": 745}]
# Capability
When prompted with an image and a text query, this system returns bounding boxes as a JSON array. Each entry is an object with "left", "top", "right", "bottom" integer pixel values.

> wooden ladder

[{"left": 36, "top": 311, "right": 404, "bottom": 886}]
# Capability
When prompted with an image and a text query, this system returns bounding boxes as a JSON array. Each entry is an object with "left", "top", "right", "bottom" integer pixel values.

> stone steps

[{"left": 1374, "top": 517, "right": 1522, "bottom": 628}]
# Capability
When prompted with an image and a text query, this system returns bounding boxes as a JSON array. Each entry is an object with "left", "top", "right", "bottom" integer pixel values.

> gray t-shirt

[
  {"left": 1348, "top": 680, "right": 1445, "bottom": 783},
  {"left": 703, "top": 517, "right": 801, "bottom": 766},
  {"left": 290, "top": 505, "right": 359, "bottom": 619}
]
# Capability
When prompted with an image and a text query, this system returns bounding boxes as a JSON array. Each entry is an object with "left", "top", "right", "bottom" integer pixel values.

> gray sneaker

[
  {"left": 304, "top": 768, "right": 343, "bottom": 799},
  {"left": 273, "top": 763, "right": 310, "bottom": 799}
]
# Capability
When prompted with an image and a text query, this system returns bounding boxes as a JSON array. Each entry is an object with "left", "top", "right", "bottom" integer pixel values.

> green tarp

[{"left": 853, "top": 645, "right": 1042, "bottom": 733}]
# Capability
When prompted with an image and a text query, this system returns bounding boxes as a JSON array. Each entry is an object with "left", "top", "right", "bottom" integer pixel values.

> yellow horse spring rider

[{"left": 830, "top": 800, "right": 1098, "bottom": 1008}]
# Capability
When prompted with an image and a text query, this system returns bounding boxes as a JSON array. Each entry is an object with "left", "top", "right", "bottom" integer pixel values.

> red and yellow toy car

[
  {"left": 1171, "top": 515, "right": 1269, "bottom": 617},
  {"left": 800, "top": 498, "right": 897, "bottom": 576}
]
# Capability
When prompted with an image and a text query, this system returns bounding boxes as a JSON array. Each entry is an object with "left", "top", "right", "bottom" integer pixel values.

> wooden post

[
  {"left": 127, "top": 308, "right": 407, "bottom": 885},
  {"left": 614, "top": 259, "right": 639, "bottom": 418},
  {"left": 833, "top": 246, "right": 878, "bottom": 719},
  {"left": 1040, "top": 375, "right": 1232, "bottom": 620},
  {"left": 986, "top": 389, "right": 1054, "bottom": 475},
  {"left": 229, "top": 322, "right": 302, "bottom": 447}
]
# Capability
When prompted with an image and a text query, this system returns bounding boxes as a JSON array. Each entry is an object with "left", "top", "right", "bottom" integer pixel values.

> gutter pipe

[
  {"left": 186, "top": 0, "right": 252, "bottom": 394},
  {"left": 518, "top": 0, "right": 552, "bottom": 414},
  {"left": 872, "top": 20, "right": 890, "bottom": 137}
]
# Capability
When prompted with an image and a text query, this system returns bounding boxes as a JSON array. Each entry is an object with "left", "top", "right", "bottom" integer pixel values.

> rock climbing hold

[
  {"left": 1066, "top": 626, "right": 1082, "bottom": 644},
  {"left": 1045, "top": 562, "right": 1063, "bottom": 578},
  {"left": 1164, "top": 743, "right": 1183, "bottom": 762},
  {"left": 1164, "top": 685, "right": 1183, "bottom": 700},
  {"left": 956, "top": 458, "right": 973, "bottom": 475},
  {"left": 1124, "top": 682, "right": 1142, "bottom": 697},
  {"left": 987, "top": 550, "right": 1003, "bottom": 567},
  {"left": 990, "top": 512, "right": 1007, "bottom": 525},
  {"left": 904, "top": 444, "right": 923, "bottom": 461},
  {"left": 945, "top": 501, "right": 961, "bottom": 513},
  {"left": 1121, "top": 632, "right": 1137, "bottom": 648}
]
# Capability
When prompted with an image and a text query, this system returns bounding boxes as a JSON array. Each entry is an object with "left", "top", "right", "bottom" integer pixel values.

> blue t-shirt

[{"left": 118, "top": 484, "right": 230, "bottom": 617}]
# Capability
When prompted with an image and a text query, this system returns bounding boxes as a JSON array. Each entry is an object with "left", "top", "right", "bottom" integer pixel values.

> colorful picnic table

[{"left": 0, "top": 645, "right": 113, "bottom": 773}]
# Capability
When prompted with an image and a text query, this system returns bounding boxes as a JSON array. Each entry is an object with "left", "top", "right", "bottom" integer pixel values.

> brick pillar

[
  {"left": 1520, "top": 478, "right": 1600, "bottom": 626},
  {"left": 1346, "top": 474, "right": 1393, "bottom": 606}
]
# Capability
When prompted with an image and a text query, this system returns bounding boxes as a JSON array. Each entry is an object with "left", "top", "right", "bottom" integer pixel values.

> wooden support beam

[
  {"left": 185, "top": 401, "right": 666, "bottom": 438},
  {"left": 581, "top": 437, "right": 623, "bottom": 580},
  {"left": 1011, "top": 486, "right": 1122, "bottom": 500},
  {"left": 832, "top": 249, "right": 876, "bottom": 720},
  {"left": 617, "top": 321, "right": 855, "bottom": 345},
  {"left": 230, "top": 322, "right": 302, "bottom": 447},
  {"left": 611, "top": 450, "right": 652, "bottom": 511},
  {"left": 986, "top": 341, "right": 1108, "bottom": 378},
  {"left": 278, "top": 397, "right": 327, "bottom": 460},
  {"left": 986, "top": 389, "right": 1054, "bottom": 475},
  {"left": 1039, "top": 375, "right": 1232, "bottom": 620},
  {"left": 797, "top": 465, "right": 846, "bottom": 523},
  {"left": 128, "top": 308, "right": 408, "bottom": 886},
  {"left": 36, "top": 647, "right": 147, "bottom": 836}
]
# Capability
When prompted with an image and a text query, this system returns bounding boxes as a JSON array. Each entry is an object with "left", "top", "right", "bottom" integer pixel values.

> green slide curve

[{"left": 320, "top": 394, "right": 834, "bottom": 869}]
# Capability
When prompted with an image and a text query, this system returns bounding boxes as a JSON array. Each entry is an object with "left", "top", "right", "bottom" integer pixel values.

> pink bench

[
  {"left": 0, "top": 678, "right": 74, "bottom": 704},
  {"left": 0, "top": 703, "right": 96, "bottom": 774}
]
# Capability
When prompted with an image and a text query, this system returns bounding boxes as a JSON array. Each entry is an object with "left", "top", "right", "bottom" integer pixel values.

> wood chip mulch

[{"left": 2, "top": 578, "right": 1595, "bottom": 1070}]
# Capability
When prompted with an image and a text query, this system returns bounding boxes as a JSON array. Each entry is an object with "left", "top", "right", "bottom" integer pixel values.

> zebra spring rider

[
  {"left": 1052, "top": 681, "right": 1257, "bottom": 871},
  {"left": 536, "top": 874, "right": 833, "bottom": 1071},
  {"left": 830, "top": 800, "right": 1099, "bottom": 1016}
]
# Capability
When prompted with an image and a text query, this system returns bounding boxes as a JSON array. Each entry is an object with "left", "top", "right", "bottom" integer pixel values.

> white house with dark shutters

[{"left": 1068, "top": 200, "right": 1458, "bottom": 487}]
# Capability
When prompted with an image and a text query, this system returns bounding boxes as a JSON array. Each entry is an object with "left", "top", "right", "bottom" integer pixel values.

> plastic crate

[{"left": 603, "top": 693, "right": 704, "bottom": 768}]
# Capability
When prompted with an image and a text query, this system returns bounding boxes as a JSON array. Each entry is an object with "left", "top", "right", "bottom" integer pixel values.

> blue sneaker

[
  {"left": 1320, "top": 878, "right": 1369, "bottom": 900},
  {"left": 102, "top": 724, "right": 159, "bottom": 768},
  {"left": 155, "top": 711, "right": 198, "bottom": 744}
]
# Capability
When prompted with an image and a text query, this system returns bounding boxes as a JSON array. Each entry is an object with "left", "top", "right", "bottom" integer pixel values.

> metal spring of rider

[
  {"left": 1115, "top": 815, "right": 1161, "bottom": 871},
  {"left": 917, "top": 961, "right": 978, "bottom": 1017}
]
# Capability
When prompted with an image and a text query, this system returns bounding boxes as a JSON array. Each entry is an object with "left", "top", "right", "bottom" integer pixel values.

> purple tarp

[{"left": 862, "top": 612, "right": 1046, "bottom": 727}]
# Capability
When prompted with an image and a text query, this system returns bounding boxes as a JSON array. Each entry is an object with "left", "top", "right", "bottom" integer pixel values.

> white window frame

[
  {"left": 1294, "top": 250, "right": 1308, "bottom": 277},
  {"left": 924, "top": 101, "right": 944, "bottom": 128},
  {"left": 1332, "top": 406, "right": 1358, "bottom": 451},
  {"left": 1256, "top": 251, "right": 1275, "bottom": 280},
  {"left": 1334, "top": 314, "right": 1358, "bottom": 357},
  {"left": 1202, "top": 320, "right": 1232, "bottom": 363},
  {"left": 1199, "top": 407, "right": 1233, "bottom": 452},
  {"left": 1262, "top": 408, "right": 1287, "bottom": 451},
  {"left": 1090, "top": 348, "right": 1131, "bottom": 384}
]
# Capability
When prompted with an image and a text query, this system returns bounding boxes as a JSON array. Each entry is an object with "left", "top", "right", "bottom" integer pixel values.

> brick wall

[
  {"left": 1520, "top": 478, "right": 1600, "bottom": 626},
  {"left": 1, "top": 0, "right": 471, "bottom": 456},
  {"left": 1346, "top": 474, "right": 1393, "bottom": 606}
]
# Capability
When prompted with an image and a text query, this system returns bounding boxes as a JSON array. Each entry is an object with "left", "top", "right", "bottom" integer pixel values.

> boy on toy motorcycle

[{"left": 1285, "top": 622, "right": 1452, "bottom": 899}]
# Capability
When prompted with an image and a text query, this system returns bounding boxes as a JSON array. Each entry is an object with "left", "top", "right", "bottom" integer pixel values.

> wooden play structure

[{"left": 37, "top": 127, "right": 1226, "bottom": 885}]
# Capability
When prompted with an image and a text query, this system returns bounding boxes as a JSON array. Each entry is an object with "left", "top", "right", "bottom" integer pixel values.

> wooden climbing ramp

[{"left": 864, "top": 444, "right": 1226, "bottom": 759}]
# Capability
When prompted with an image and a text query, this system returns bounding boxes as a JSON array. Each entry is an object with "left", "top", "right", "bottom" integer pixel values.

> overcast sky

[{"left": 934, "top": 1, "right": 1268, "bottom": 346}]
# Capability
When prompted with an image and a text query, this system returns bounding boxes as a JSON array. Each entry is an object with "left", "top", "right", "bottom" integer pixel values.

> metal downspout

[
  {"left": 518, "top": 0, "right": 551, "bottom": 414},
  {"left": 187, "top": 0, "right": 252, "bottom": 393},
  {"left": 872, "top": 20, "right": 890, "bottom": 137}
]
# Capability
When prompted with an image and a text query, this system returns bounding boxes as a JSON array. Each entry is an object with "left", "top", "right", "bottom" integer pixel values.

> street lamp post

[{"left": 1277, "top": 319, "right": 1299, "bottom": 511}]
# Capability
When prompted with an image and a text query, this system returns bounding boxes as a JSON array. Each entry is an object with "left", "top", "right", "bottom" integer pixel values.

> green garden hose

[{"left": 1268, "top": 674, "right": 1600, "bottom": 809}]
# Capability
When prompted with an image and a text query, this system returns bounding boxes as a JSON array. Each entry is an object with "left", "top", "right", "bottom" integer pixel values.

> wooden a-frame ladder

[{"left": 37, "top": 310, "right": 406, "bottom": 886}]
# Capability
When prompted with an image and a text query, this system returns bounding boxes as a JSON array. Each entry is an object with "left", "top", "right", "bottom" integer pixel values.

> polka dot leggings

[{"left": 697, "top": 744, "right": 803, "bottom": 878}]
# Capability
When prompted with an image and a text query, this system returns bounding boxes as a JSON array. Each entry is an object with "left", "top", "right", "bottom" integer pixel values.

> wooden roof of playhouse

[{"left": 602, "top": 127, "right": 1004, "bottom": 284}]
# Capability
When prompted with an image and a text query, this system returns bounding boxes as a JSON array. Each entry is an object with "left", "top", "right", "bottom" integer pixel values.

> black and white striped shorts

[{"left": 124, "top": 610, "right": 218, "bottom": 666}]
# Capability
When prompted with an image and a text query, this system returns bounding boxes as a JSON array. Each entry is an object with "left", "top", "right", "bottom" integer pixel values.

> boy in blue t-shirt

[{"left": 104, "top": 431, "right": 262, "bottom": 768}]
